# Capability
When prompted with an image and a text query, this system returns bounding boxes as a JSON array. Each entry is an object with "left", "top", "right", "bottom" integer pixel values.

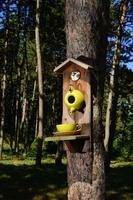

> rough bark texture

[{"left": 65, "top": 0, "right": 109, "bottom": 199}]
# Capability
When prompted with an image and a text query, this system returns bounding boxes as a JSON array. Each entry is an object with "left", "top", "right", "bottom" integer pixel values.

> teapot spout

[{"left": 70, "top": 107, "right": 76, "bottom": 114}]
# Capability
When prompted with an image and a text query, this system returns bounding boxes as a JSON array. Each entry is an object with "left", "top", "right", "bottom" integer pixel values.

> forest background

[{"left": 0, "top": 0, "right": 133, "bottom": 165}]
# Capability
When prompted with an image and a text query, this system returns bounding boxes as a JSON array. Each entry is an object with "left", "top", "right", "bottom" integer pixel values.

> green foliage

[
  {"left": 42, "top": 0, "right": 66, "bottom": 66},
  {"left": 113, "top": 111, "right": 133, "bottom": 160},
  {"left": 26, "top": 40, "right": 37, "bottom": 67},
  {"left": 0, "top": 0, "right": 132, "bottom": 161},
  {"left": 103, "top": 66, "right": 133, "bottom": 161},
  {"left": 113, "top": 67, "right": 133, "bottom": 160},
  {"left": 26, "top": 139, "right": 57, "bottom": 158}
]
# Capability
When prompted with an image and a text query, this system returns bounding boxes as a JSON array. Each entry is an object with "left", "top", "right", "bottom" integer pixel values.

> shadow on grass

[
  {"left": 106, "top": 165, "right": 133, "bottom": 200},
  {"left": 0, "top": 160, "right": 133, "bottom": 200},
  {"left": 0, "top": 162, "right": 67, "bottom": 200}
]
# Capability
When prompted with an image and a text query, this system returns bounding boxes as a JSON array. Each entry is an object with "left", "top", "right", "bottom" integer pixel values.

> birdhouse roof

[{"left": 54, "top": 58, "right": 93, "bottom": 73}]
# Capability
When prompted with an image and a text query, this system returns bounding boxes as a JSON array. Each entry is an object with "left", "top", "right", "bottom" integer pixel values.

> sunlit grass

[
  {"left": 0, "top": 154, "right": 132, "bottom": 200},
  {"left": 111, "top": 160, "right": 133, "bottom": 168},
  {"left": 0, "top": 154, "right": 67, "bottom": 166}
]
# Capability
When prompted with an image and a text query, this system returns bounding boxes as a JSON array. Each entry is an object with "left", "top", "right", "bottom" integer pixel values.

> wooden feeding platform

[
  {"left": 45, "top": 133, "right": 90, "bottom": 153},
  {"left": 45, "top": 134, "right": 90, "bottom": 142},
  {"left": 45, "top": 128, "right": 90, "bottom": 142}
]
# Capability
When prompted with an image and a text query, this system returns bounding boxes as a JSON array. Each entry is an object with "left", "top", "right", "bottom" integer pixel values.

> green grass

[
  {"left": 106, "top": 161, "right": 133, "bottom": 200},
  {"left": 0, "top": 157, "right": 133, "bottom": 200},
  {"left": 0, "top": 156, "right": 67, "bottom": 200}
]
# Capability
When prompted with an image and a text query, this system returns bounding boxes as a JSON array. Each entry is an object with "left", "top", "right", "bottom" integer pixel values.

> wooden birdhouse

[{"left": 45, "top": 58, "right": 93, "bottom": 152}]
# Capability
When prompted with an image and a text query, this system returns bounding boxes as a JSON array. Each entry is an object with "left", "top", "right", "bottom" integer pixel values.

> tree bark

[
  {"left": 0, "top": 0, "right": 9, "bottom": 159},
  {"left": 14, "top": 66, "right": 22, "bottom": 153},
  {"left": 0, "top": 74, "right": 6, "bottom": 159},
  {"left": 65, "top": 1, "right": 109, "bottom": 199},
  {"left": 104, "top": 0, "right": 129, "bottom": 170},
  {"left": 55, "top": 141, "right": 64, "bottom": 166},
  {"left": 35, "top": 0, "right": 44, "bottom": 167}
]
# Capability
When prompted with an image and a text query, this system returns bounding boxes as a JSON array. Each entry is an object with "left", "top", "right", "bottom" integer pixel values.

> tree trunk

[
  {"left": 55, "top": 141, "right": 64, "bottom": 166},
  {"left": 20, "top": 74, "right": 29, "bottom": 154},
  {"left": 14, "top": 67, "right": 21, "bottom": 154},
  {"left": 32, "top": 67, "right": 37, "bottom": 102},
  {"left": 0, "top": 74, "right": 6, "bottom": 159},
  {"left": 14, "top": 0, "right": 22, "bottom": 154},
  {"left": 0, "top": 1, "right": 9, "bottom": 159},
  {"left": 65, "top": 1, "right": 109, "bottom": 199},
  {"left": 104, "top": 0, "right": 128, "bottom": 170},
  {"left": 35, "top": 0, "right": 44, "bottom": 167}
]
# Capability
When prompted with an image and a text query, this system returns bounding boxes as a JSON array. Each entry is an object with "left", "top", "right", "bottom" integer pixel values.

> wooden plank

[{"left": 45, "top": 134, "right": 90, "bottom": 142}]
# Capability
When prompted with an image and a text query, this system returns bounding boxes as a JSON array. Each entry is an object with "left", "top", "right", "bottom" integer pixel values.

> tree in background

[
  {"left": 0, "top": 0, "right": 37, "bottom": 156},
  {"left": 0, "top": 0, "right": 65, "bottom": 158},
  {"left": 0, "top": 0, "right": 9, "bottom": 159},
  {"left": 104, "top": 0, "right": 132, "bottom": 169},
  {"left": 114, "top": 67, "right": 133, "bottom": 160},
  {"left": 35, "top": 0, "right": 44, "bottom": 167}
]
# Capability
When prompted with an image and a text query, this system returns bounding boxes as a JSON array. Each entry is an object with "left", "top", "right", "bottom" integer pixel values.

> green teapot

[{"left": 64, "top": 85, "right": 84, "bottom": 113}]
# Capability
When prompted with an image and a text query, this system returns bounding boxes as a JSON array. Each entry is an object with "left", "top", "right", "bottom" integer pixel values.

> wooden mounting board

[{"left": 45, "top": 134, "right": 90, "bottom": 142}]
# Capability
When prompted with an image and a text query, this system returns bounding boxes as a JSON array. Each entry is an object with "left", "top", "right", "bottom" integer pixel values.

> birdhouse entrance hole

[{"left": 68, "top": 96, "right": 75, "bottom": 104}]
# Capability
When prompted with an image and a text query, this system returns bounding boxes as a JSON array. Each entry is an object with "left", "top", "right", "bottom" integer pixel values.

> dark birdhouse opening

[{"left": 68, "top": 96, "right": 75, "bottom": 104}]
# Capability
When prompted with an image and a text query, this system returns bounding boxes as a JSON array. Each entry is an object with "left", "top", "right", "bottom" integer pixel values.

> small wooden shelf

[{"left": 45, "top": 134, "right": 89, "bottom": 142}]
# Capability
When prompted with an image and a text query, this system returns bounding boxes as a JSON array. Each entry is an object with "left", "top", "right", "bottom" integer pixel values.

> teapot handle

[{"left": 76, "top": 124, "right": 82, "bottom": 131}]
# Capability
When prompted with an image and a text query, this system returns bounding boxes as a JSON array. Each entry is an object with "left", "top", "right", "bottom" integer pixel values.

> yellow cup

[{"left": 56, "top": 123, "right": 76, "bottom": 132}]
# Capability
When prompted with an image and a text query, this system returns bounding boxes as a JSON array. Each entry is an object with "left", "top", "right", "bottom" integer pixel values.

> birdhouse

[{"left": 45, "top": 58, "right": 93, "bottom": 152}]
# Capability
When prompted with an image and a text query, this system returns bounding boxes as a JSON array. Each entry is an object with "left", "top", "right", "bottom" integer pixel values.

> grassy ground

[
  {"left": 106, "top": 161, "right": 133, "bottom": 200},
  {"left": 0, "top": 156, "right": 133, "bottom": 200}
]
